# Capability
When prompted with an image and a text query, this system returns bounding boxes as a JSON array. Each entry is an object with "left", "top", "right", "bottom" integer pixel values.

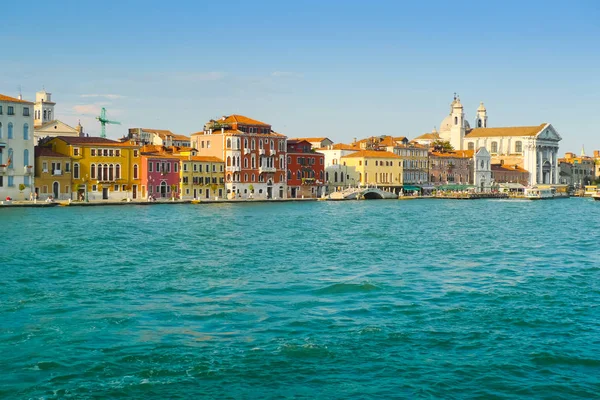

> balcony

[
  {"left": 0, "top": 165, "right": 6, "bottom": 174},
  {"left": 53, "top": 170, "right": 62, "bottom": 176},
  {"left": 243, "top": 148, "right": 250, "bottom": 155},
  {"left": 259, "top": 166, "right": 276, "bottom": 174},
  {"left": 24, "top": 166, "right": 33, "bottom": 175},
  {"left": 259, "top": 149, "right": 265, "bottom": 155},
  {"left": 226, "top": 166, "right": 241, "bottom": 172}
]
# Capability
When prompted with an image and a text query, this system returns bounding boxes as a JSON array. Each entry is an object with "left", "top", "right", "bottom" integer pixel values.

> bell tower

[
  {"left": 34, "top": 89, "right": 56, "bottom": 126},
  {"left": 449, "top": 95, "right": 465, "bottom": 150},
  {"left": 476, "top": 102, "right": 487, "bottom": 128}
]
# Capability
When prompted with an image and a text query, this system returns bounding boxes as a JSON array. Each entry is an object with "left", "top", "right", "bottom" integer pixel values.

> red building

[{"left": 286, "top": 139, "right": 324, "bottom": 198}]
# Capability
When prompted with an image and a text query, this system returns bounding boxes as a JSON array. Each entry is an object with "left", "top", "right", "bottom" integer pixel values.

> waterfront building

[
  {"left": 593, "top": 151, "right": 600, "bottom": 181},
  {"left": 33, "top": 90, "right": 84, "bottom": 145},
  {"left": 315, "top": 143, "right": 361, "bottom": 194},
  {"left": 288, "top": 137, "right": 333, "bottom": 150},
  {"left": 286, "top": 139, "right": 325, "bottom": 198},
  {"left": 411, "top": 129, "right": 441, "bottom": 147},
  {"left": 491, "top": 162, "right": 530, "bottom": 186},
  {"left": 0, "top": 93, "right": 35, "bottom": 200},
  {"left": 429, "top": 150, "right": 474, "bottom": 186},
  {"left": 45, "top": 136, "right": 142, "bottom": 200},
  {"left": 34, "top": 146, "right": 72, "bottom": 200},
  {"left": 127, "top": 128, "right": 191, "bottom": 148},
  {"left": 340, "top": 150, "right": 403, "bottom": 193},
  {"left": 558, "top": 160, "right": 573, "bottom": 186},
  {"left": 393, "top": 144, "right": 429, "bottom": 186},
  {"left": 559, "top": 151, "right": 595, "bottom": 188},
  {"left": 437, "top": 95, "right": 561, "bottom": 185},
  {"left": 177, "top": 151, "right": 225, "bottom": 200},
  {"left": 140, "top": 147, "right": 181, "bottom": 200},
  {"left": 190, "top": 115, "right": 287, "bottom": 199}
]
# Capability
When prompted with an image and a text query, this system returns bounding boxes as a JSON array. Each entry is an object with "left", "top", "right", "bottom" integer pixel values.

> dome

[
  {"left": 439, "top": 115, "right": 453, "bottom": 133},
  {"left": 477, "top": 102, "right": 486, "bottom": 112},
  {"left": 464, "top": 120, "right": 471, "bottom": 130}
]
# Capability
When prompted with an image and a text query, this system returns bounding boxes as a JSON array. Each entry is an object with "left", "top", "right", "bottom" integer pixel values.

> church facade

[{"left": 438, "top": 96, "right": 561, "bottom": 185}]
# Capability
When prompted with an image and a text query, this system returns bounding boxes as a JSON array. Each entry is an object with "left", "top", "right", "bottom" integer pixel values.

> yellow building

[
  {"left": 178, "top": 154, "right": 225, "bottom": 200},
  {"left": 46, "top": 136, "right": 142, "bottom": 201},
  {"left": 34, "top": 146, "right": 72, "bottom": 200},
  {"left": 341, "top": 150, "right": 403, "bottom": 193}
]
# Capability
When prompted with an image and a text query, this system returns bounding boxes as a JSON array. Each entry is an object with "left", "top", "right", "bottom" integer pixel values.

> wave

[{"left": 314, "top": 282, "right": 380, "bottom": 295}]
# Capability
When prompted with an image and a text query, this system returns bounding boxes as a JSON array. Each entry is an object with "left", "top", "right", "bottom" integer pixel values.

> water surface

[{"left": 1, "top": 199, "right": 599, "bottom": 398}]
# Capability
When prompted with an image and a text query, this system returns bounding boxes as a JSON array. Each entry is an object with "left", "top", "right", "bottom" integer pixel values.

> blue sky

[{"left": 2, "top": 0, "right": 598, "bottom": 153}]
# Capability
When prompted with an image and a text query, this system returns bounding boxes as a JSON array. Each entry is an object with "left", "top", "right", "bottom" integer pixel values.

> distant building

[
  {"left": 286, "top": 139, "right": 324, "bottom": 198},
  {"left": 491, "top": 162, "right": 529, "bottom": 186},
  {"left": 177, "top": 152, "right": 225, "bottom": 200},
  {"left": 437, "top": 95, "right": 561, "bottom": 185},
  {"left": 315, "top": 143, "right": 361, "bottom": 194},
  {"left": 127, "top": 128, "right": 191, "bottom": 148},
  {"left": 0, "top": 93, "right": 34, "bottom": 200},
  {"left": 34, "top": 146, "right": 72, "bottom": 200},
  {"left": 559, "top": 151, "right": 595, "bottom": 188},
  {"left": 288, "top": 137, "right": 333, "bottom": 150},
  {"left": 340, "top": 150, "right": 403, "bottom": 193}
]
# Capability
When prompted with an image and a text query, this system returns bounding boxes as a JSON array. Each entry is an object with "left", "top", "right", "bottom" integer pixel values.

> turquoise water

[{"left": 1, "top": 199, "right": 599, "bottom": 399}]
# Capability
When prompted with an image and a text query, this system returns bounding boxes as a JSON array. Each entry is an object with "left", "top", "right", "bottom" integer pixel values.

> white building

[
  {"left": 316, "top": 143, "right": 360, "bottom": 193},
  {"left": 0, "top": 93, "right": 35, "bottom": 200},
  {"left": 127, "top": 128, "right": 191, "bottom": 148},
  {"left": 33, "top": 90, "right": 84, "bottom": 145},
  {"left": 473, "top": 147, "right": 492, "bottom": 191},
  {"left": 438, "top": 96, "right": 561, "bottom": 185}
]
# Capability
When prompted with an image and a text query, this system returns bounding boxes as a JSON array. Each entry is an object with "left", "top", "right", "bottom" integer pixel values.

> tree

[{"left": 432, "top": 140, "right": 454, "bottom": 152}]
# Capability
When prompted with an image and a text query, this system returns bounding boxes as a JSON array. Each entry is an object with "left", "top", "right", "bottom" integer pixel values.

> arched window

[
  {"left": 7, "top": 148, "right": 14, "bottom": 168},
  {"left": 326, "top": 172, "right": 329, "bottom": 181},
  {"left": 0, "top": 122, "right": 3, "bottom": 138},
  {"left": 91, "top": 164, "right": 96, "bottom": 179},
  {"left": 270, "top": 140, "right": 274, "bottom": 151},
  {"left": 116, "top": 164, "right": 120, "bottom": 179},
  {"left": 227, "top": 156, "right": 231, "bottom": 166},
  {"left": 515, "top": 141, "right": 523, "bottom": 153},
  {"left": 74, "top": 163, "right": 80, "bottom": 179},
  {"left": 237, "top": 156, "right": 240, "bottom": 167},
  {"left": 297, "top": 170, "right": 301, "bottom": 179},
  {"left": 227, "top": 174, "right": 231, "bottom": 182},
  {"left": 477, "top": 119, "right": 482, "bottom": 128},
  {"left": 133, "top": 164, "right": 139, "bottom": 179},
  {"left": 334, "top": 171, "right": 338, "bottom": 182},
  {"left": 103, "top": 164, "right": 109, "bottom": 180},
  {"left": 468, "top": 142, "right": 474, "bottom": 150},
  {"left": 454, "top": 116, "right": 458, "bottom": 125},
  {"left": 237, "top": 138, "right": 240, "bottom": 149},
  {"left": 491, "top": 142, "right": 498, "bottom": 153},
  {"left": 8, "top": 123, "right": 13, "bottom": 139},
  {"left": 287, "top": 170, "right": 291, "bottom": 180},
  {"left": 23, "top": 149, "right": 29, "bottom": 167},
  {"left": 251, "top": 139, "right": 255, "bottom": 150},
  {"left": 109, "top": 164, "right": 114, "bottom": 181},
  {"left": 244, "top": 158, "right": 248, "bottom": 168},
  {"left": 226, "top": 138, "right": 232, "bottom": 148},
  {"left": 23, "top": 123, "right": 29, "bottom": 140},
  {"left": 244, "top": 138, "right": 248, "bottom": 148}
]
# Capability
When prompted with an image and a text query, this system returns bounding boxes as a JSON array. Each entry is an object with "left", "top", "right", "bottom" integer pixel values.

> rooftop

[
  {"left": 341, "top": 150, "right": 401, "bottom": 159},
  {"left": 0, "top": 93, "right": 34, "bottom": 104},
  {"left": 465, "top": 123, "right": 547, "bottom": 138}
]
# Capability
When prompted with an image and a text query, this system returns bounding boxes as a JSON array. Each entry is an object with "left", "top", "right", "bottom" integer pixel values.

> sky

[{"left": 1, "top": 0, "right": 598, "bottom": 153}]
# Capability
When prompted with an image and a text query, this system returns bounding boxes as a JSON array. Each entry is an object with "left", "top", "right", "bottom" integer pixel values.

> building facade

[
  {"left": 286, "top": 139, "right": 325, "bottom": 198},
  {"left": 491, "top": 162, "right": 530, "bottom": 186},
  {"left": 34, "top": 146, "right": 73, "bottom": 200},
  {"left": 127, "top": 128, "right": 191, "bottom": 148},
  {"left": 316, "top": 143, "right": 361, "bottom": 194},
  {"left": 178, "top": 154, "right": 225, "bottom": 200},
  {"left": 559, "top": 151, "right": 595, "bottom": 188},
  {"left": 340, "top": 150, "right": 403, "bottom": 193},
  {"left": 141, "top": 151, "right": 181, "bottom": 200},
  {"left": 0, "top": 93, "right": 35, "bottom": 200},
  {"left": 437, "top": 95, "right": 561, "bottom": 185},
  {"left": 45, "top": 136, "right": 142, "bottom": 201},
  {"left": 191, "top": 115, "right": 287, "bottom": 199}
]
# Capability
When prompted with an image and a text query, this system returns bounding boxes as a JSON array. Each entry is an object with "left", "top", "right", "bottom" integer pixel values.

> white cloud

[{"left": 80, "top": 94, "right": 125, "bottom": 99}]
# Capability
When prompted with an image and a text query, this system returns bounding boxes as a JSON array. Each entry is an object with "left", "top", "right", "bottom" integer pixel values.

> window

[
  {"left": 206, "top": 140, "right": 211, "bottom": 148},
  {"left": 23, "top": 123, "right": 29, "bottom": 140},
  {"left": 115, "top": 150, "right": 120, "bottom": 157},
  {"left": 7, "top": 148, "right": 14, "bottom": 168},
  {"left": 23, "top": 149, "right": 29, "bottom": 167},
  {"left": 65, "top": 162, "right": 71, "bottom": 173},
  {"left": 116, "top": 164, "right": 121, "bottom": 179},
  {"left": 109, "top": 149, "right": 114, "bottom": 157},
  {"left": 515, "top": 141, "right": 523, "bottom": 153},
  {"left": 149, "top": 162, "right": 153, "bottom": 172},
  {"left": 8, "top": 106, "right": 14, "bottom": 116},
  {"left": 468, "top": 142, "right": 474, "bottom": 151},
  {"left": 133, "top": 164, "right": 139, "bottom": 179},
  {"left": 454, "top": 116, "right": 458, "bottom": 125},
  {"left": 8, "top": 176, "right": 14, "bottom": 186},
  {"left": 226, "top": 138, "right": 232, "bottom": 148},
  {"left": 91, "top": 164, "right": 96, "bottom": 179},
  {"left": 491, "top": 142, "right": 498, "bottom": 153},
  {"left": 92, "top": 184, "right": 97, "bottom": 192},
  {"left": 174, "top": 163, "right": 178, "bottom": 173},
  {"left": 74, "top": 163, "right": 80, "bottom": 179},
  {"left": 133, "top": 149, "right": 139, "bottom": 157},
  {"left": 23, "top": 107, "right": 30, "bottom": 117},
  {"left": 8, "top": 123, "right": 13, "bottom": 139},
  {"left": 0, "top": 106, "right": 2, "bottom": 114}
]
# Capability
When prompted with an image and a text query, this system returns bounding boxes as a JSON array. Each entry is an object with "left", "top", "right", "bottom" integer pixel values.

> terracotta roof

[
  {"left": 171, "top": 134, "right": 190, "bottom": 142},
  {"left": 0, "top": 94, "right": 34, "bottom": 104},
  {"left": 465, "top": 124, "right": 547, "bottom": 138},
  {"left": 429, "top": 150, "right": 474, "bottom": 158},
  {"left": 289, "top": 137, "right": 331, "bottom": 143},
  {"left": 491, "top": 163, "right": 529, "bottom": 173},
  {"left": 55, "top": 136, "right": 120, "bottom": 145},
  {"left": 341, "top": 150, "right": 401, "bottom": 159},
  {"left": 35, "top": 146, "right": 70, "bottom": 158},
  {"left": 413, "top": 132, "right": 440, "bottom": 141},
  {"left": 213, "top": 115, "right": 270, "bottom": 126}
]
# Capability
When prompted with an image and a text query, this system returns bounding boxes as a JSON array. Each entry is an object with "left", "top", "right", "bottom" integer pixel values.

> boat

[
  {"left": 593, "top": 189, "right": 600, "bottom": 201},
  {"left": 524, "top": 187, "right": 555, "bottom": 200}
]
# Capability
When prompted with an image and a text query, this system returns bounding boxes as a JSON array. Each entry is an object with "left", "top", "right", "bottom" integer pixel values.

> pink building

[{"left": 141, "top": 149, "right": 180, "bottom": 199}]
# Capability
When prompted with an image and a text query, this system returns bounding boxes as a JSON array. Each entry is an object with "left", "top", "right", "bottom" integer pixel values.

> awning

[
  {"left": 437, "top": 184, "right": 475, "bottom": 190},
  {"left": 402, "top": 185, "right": 421, "bottom": 191}
]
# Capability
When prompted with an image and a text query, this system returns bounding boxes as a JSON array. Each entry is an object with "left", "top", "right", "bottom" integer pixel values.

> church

[{"left": 438, "top": 96, "right": 561, "bottom": 185}]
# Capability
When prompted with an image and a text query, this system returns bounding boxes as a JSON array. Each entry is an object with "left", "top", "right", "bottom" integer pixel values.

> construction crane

[{"left": 96, "top": 107, "right": 121, "bottom": 138}]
